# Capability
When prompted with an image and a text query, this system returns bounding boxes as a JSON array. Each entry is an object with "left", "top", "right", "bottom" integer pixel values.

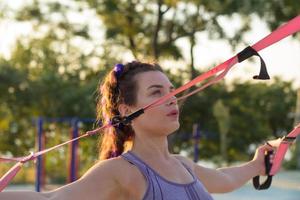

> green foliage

[
  {"left": 85, "top": 0, "right": 250, "bottom": 60},
  {"left": 173, "top": 77, "right": 296, "bottom": 162}
]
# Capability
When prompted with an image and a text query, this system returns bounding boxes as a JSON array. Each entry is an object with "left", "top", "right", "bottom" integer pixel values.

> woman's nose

[{"left": 166, "top": 96, "right": 177, "bottom": 106}]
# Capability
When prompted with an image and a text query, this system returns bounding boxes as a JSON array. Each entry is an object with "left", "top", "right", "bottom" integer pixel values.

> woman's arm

[
  {"left": 0, "top": 191, "right": 50, "bottom": 200},
  {"left": 0, "top": 159, "right": 124, "bottom": 200},
  {"left": 213, "top": 139, "right": 281, "bottom": 193},
  {"left": 176, "top": 139, "right": 280, "bottom": 193},
  {"left": 189, "top": 158, "right": 261, "bottom": 193},
  {"left": 213, "top": 159, "right": 261, "bottom": 192}
]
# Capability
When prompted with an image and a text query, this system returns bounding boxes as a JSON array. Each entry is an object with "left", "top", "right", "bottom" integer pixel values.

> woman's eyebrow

[{"left": 147, "top": 84, "right": 174, "bottom": 90}]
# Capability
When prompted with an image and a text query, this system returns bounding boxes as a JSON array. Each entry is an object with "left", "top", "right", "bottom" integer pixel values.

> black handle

[
  {"left": 237, "top": 46, "right": 270, "bottom": 80},
  {"left": 252, "top": 150, "right": 273, "bottom": 190}
]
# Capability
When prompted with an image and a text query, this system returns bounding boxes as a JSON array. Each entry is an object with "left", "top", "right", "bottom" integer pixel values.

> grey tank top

[{"left": 121, "top": 151, "right": 214, "bottom": 200}]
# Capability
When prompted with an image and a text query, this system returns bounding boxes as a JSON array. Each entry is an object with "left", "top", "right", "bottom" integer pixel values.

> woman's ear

[{"left": 118, "top": 104, "right": 131, "bottom": 116}]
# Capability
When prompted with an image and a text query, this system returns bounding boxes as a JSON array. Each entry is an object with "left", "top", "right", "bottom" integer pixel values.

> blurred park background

[{"left": 0, "top": 0, "right": 300, "bottom": 197}]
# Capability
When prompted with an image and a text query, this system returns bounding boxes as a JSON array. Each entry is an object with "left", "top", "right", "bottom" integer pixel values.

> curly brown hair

[{"left": 97, "top": 61, "right": 163, "bottom": 160}]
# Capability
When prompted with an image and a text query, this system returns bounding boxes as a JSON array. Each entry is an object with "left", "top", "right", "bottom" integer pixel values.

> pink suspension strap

[
  {"left": 270, "top": 124, "right": 300, "bottom": 175},
  {"left": 253, "top": 123, "right": 300, "bottom": 190},
  {"left": 0, "top": 124, "right": 112, "bottom": 192},
  {"left": 1, "top": 15, "right": 300, "bottom": 192}
]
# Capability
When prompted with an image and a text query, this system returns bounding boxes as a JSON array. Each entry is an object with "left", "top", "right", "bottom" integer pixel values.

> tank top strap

[
  {"left": 121, "top": 151, "right": 149, "bottom": 173},
  {"left": 177, "top": 159, "right": 197, "bottom": 180},
  {"left": 123, "top": 151, "right": 197, "bottom": 181},
  {"left": 121, "top": 151, "right": 154, "bottom": 199},
  {"left": 121, "top": 152, "right": 214, "bottom": 200}
]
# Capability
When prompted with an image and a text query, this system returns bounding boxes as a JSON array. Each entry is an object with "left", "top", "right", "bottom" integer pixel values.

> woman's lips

[{"left": 166, "top": 109, "right": 179, "bottom": 116}]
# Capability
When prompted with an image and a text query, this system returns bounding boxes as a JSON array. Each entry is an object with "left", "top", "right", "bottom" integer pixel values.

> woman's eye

[{"left": 152, "top": 90, "right": 161, "bottom": 96}]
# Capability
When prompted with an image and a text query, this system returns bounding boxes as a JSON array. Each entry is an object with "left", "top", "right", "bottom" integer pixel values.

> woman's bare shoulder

[
  {"left": 82, "top": 156, "right": 145, "bottom": 188},
  {"left": 82, "top": 156, "right": 132, "bottom": 181},
  {"left": 81, "top": 156, "right": 146, "bottom": 199},
  {"left": 42, "top": 157, "right": 135, "bottom": 200}
]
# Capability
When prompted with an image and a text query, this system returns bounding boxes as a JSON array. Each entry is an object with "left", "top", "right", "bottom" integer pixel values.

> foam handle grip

[{"left": 252, "top": 150, "right": 273, "bottom": 190}]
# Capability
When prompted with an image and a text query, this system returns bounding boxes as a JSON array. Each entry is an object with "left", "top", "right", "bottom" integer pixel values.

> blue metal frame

[{"left": 35, "top": 117, "right": 95, "bottom": 192}]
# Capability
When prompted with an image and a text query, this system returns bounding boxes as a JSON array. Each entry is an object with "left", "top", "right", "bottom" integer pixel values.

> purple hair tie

[
  {"left": 114, "top": 63, "right": 124, "bottom": 79},
  {"left": 110, "top": 151, "right": 118, "bottom": 158}
]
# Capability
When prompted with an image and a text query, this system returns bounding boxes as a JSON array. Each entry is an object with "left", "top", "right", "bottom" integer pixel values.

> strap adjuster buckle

[{"left": 282, "top": 136, "right": 296, "bottom": 144}]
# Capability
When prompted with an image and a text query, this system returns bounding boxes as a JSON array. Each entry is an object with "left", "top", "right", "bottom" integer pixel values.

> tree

[
  {"left": 0, "top": 0, "right": 106, "bottom": 182},
  {"left": 213, "top": 99, "right": 230, "bottom": 164},
  {"left": 0, "top": 0, "right": 298, "bottom": 170}
]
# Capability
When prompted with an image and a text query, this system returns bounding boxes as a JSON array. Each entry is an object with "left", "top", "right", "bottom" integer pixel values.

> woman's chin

[{"left": 166, "top": 122, "right": 180, "bottom": 135}]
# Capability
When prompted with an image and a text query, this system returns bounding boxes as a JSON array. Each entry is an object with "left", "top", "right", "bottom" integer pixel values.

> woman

[{"left": 1, "top": 61, "right": 279, "bottom": 200}]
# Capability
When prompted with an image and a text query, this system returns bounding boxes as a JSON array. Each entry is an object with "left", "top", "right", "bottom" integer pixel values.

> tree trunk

[
  {"left": 153, "top": 0, "right": 163, "bottom": 60},
  {"left": 178, "top": 34, "right": 196, "bottom": 108},
  {"left": 189, "top": 35, "right": 197, "bottom": 80}
]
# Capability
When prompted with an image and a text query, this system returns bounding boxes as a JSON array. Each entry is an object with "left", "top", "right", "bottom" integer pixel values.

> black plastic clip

[
  {"left": 282, "top": 136, "right": 296, "bottom": 144},
  {"left": 122, "top": 108, "right": 145, "bottom": 124},
  {"left": 237, "top": 46, "right": 270, "bottom": 80},
  {"left": 111, "top": 108, "right": 145, "bottom": 126}
]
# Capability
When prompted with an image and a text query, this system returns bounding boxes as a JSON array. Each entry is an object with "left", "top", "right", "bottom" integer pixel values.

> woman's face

[{"left": 129, "top": 71, "right": 180, "bottom": 137}]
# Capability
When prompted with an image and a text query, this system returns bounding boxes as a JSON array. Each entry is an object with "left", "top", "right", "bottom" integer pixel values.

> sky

[
  {"left": 0, "top": 0, "right": 299, "bottom": 88},
  {"left": 177, "top": 15, "right": 300, "bottom": 88}
]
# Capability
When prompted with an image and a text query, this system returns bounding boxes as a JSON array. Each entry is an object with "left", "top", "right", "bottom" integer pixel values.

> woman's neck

[{"left": 131, "top": 134, "right": 172, "bottom": 160}]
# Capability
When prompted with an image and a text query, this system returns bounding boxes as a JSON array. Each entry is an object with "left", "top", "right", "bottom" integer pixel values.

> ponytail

[{"left": 97, "top": 61, "right": 162, "bottom": 160}]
